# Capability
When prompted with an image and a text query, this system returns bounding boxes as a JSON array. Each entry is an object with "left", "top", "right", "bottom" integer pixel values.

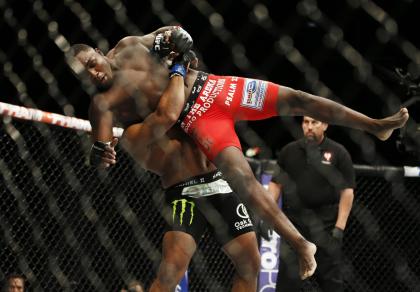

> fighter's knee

[
  {"left": 247, "top": 251, "right": 261, "bottom": 276},
  {"left": 156, "top": 260, "right": 188, "bottom": 287},
  {"left": 239, "top": 256, "right": 261, "bottom": 280},
  {"left": 234, "top": 249, "right": 261, "bottom": 279},
  {"left": 155, "top": 273, "right": 179, "bottom": 289}
]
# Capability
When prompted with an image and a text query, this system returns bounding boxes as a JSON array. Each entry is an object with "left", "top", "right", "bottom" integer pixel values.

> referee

[{"left": 272, "top": 116, "right": 355, "bottom": 292}]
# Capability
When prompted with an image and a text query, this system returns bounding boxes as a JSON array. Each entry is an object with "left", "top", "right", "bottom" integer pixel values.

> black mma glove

[
  {"left": 89, "top": 141, "right": 111, "bottom": 167},
  {"left": 331, "top": 226, "right": 344, "bottom": 243},
  {"left": 151, "top": 31, "right": 173, "bottom": 59},
  {"left": 152, "top": 27, "right": 193, "bottom": 59},
  {"left": 180, "top": 50, "right": 198, "bottom": 69},
  {"left": 170, "top": 27, "right": 193, "bottom": 54},
  {"left": 257, "top": 219, "right": 272, "bottom": 241}
]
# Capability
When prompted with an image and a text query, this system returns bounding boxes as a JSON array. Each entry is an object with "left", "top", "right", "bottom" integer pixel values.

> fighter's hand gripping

[
  {"left": 180, "top": 50, "right": 199, "bottom": 70},
  {"left": 152, "top": 27, "right": 193, "bottom": 59},
  {"left": 89, "top": 138, "right": 118, "bottom": 168},
  {"left": 170, "top": 27, "right": 193, "bottom": 54},
  {"left": 169, "top": 50, "right": 198, "bottom": 79}
]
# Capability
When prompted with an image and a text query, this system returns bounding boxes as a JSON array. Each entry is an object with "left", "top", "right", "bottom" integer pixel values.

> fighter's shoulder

[
  {"left": 114, "top": 69, "right": 148, "bottom": 83},
  {"left": 110, "top": 70, "right": 149, "bottom": 92},
  {"left": 113, "top": 36, "right": 145, "bottom": 52}
]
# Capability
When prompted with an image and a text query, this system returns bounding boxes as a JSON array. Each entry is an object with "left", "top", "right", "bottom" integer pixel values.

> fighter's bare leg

[
  {"left": 222, "top": 232, "right": 260, "bottom": 292},
  {"left": 276, "top": 86, "right": 409, "bottom": 140},
  {"left": 149, "top": 231, "right": 196, "bottom": 292},
  {"left": 214, "top": 147, "right": 317, "bottom": 279}
]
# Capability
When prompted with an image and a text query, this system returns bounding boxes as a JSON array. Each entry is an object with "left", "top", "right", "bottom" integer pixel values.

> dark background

[
  {"left": 1, "top": 2, "right": 420, "bottom": 291},
  {"left": 1, "top": 0, "right": 419, "bottom": 165}
]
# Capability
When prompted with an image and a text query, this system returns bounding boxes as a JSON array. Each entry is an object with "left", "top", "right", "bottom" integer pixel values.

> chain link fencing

[
  {"left": 0, "top": 118, "right": 237, "bottom": 291},
  {"left": 1, "top": 118, "right": 420, "bottom": 291},
  {"left": 0, "top": 0, "right": 419, "bottom": 291}
]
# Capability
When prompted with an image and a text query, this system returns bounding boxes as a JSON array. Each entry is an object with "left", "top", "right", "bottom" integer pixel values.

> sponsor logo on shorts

[
  {"left": 200, "top": 74, "right": 208, "bottom": 81},
  {"left": 236, "top": 203, "right": 249, "bottom": 219},
  {"left": 172, "top": 199, "right": 195, "bottom": 225},
  {"left": 234, "top": 203, "right": 253, "bottom": 230},
  {"left": 181, "top": 78, "right": 225, "bottom": 133},
  {"left": 212, "top": 171, "right": 223, "bottom": 179},
  {"left": 240, "top": 79, "right": 267, "bottom": 110}
]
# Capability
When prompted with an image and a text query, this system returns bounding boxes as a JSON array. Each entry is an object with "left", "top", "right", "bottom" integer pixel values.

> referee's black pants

[{"left": 275, "top": 205, "right": 343, "bottom": 292}]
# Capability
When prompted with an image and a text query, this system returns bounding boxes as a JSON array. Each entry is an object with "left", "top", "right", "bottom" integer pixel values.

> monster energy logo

[{"left": 172, "top": 199, "right": 195, "bottom": 225}]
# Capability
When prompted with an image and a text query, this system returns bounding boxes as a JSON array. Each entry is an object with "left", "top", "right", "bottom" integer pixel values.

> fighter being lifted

[{"left": 70, "top": 26, "right": 408, "bottom": 280}]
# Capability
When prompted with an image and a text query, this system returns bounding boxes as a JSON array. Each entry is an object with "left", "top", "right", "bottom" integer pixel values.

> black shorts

[{"left": 162, "top": 171, "right": 254, "bottom": 245}]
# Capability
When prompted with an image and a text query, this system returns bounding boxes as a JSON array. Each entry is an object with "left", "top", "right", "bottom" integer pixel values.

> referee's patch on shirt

[{"left": 240, "top": 79, "right": 267, "bottom": 110}]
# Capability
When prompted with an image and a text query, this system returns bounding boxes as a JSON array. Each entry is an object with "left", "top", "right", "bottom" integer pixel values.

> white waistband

[{"left": 181, "top": 178, "right": 232, "bottom": 198}]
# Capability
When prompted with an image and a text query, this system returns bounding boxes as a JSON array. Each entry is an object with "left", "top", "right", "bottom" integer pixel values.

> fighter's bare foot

[
  {"left": 297, "top": 240, "right": 317, "bottom": 280},
  {"left": 374, "top": 108, "right": 409, "bottom": 141}
]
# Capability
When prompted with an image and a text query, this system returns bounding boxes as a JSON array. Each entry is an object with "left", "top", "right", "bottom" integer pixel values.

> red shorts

[{"left": 179, "top": 72, "right": 279, "bottom": 161}]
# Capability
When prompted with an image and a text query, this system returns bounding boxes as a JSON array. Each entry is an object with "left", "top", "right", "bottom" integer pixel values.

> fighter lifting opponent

[
  {"left": 73, "top": 27, "right": 260, "bottom": 292},
  {"left": 69, "top": 26, "right": 408, "bottom": 281},
  {"left": 103, "top": 117, "right": 261, "bottom": 291}
]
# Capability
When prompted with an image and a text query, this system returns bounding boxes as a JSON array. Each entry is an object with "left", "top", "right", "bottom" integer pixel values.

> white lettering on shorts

[
  {"left": 225, "top": 77, "right": 238, "bottom": 106},
  {"left": 234, "top": 203, "right": 253, "bottom": 230},
  {"left": 181, "top": 78, "right": 226, "bottom": 133},
  {"left": 240, "top": 79, "right": 267, "bottom": 110},
  {"left": 181, "top": 178, "right": 232, "bottom": 197},
  {"left": 234, "top": 218, "right": 253, "bottom": 230}
]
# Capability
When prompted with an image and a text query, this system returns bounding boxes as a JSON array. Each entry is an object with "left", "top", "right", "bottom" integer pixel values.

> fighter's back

[{"left": 122, "top": 125, "right": 215, "bottom": 188}]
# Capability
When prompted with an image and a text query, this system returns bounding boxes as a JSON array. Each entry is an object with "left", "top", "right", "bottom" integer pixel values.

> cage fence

[
  {"left": 1, "top": 118, "right": 419, "bottom": 291},
  {"left": 1, "top": 0, "right": 419, "bottom": 291}
]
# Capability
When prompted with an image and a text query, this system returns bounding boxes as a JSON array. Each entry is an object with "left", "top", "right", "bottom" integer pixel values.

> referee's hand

[{"left": 331, "top": 226, "right": 344, "bottom": 243}]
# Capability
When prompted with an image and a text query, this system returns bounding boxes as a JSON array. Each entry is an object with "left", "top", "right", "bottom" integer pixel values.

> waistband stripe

[
  {"left": 168, "top": 170, "right": 223, "bottom": 190},
  {"left": 177, "top": 71, "right": 209, "bottom": 124}
]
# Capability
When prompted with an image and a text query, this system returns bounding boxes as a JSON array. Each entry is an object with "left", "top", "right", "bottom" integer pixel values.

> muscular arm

[
  {"left": 89, "top": 70, "right": 185, "bottom": 143},
  {"left": 139, "top": 75, "right": 185, "bottom": 142},
  {"left": 335, "top": 147, "right": 355, "bottom": 230},
  {"left": 335, "top": 188, "right": 354, "bottom": 230},
  {"left": 89, "top": 84, "right": 129, "bottom": 142},
  {"left": 121, "top": 75, "right": 185, "bottom": 166},
  {"left": 113, "top": 26, "right": 179, "bottom": 53}
]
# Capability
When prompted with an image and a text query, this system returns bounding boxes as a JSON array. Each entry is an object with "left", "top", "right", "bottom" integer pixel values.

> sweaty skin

[
  {"left": 123, "top": 125, "right": 214, "bottom": 188},
  {"left": 75, "top": 36, "right": 317, "bottom": 276},
  {"left": 76, "top": 35, "right": 408, "bottom": 144},
  {"left": 121, "top": 126, "right": 260, "bottom": 292},
  {"left": 74, "top": 28, "right": 408, "bottom": 280},
  {"left": 76, "top": 30, "right": 261, "bottom": 291},
  {"left": 75, "top": 33, "right": 208, "bottom": 185}
]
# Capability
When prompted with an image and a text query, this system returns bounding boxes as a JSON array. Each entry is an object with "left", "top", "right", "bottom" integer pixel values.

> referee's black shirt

[{"left": 272, "top": 137, "right": 355, "bottom": 209}]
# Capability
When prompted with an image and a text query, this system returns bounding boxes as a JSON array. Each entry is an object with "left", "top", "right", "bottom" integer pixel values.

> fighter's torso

[
  {"left": 107, "top": 37, "right": 197, "bottom": 123},
  {"left": 109, "top": 38, "right": 209, "bottom": 187},
  {"left": 122, "top": 124, "right": 215, "bottom": 188},
  {"left": 146, "top": 127, "right": 215, "bottom": 188}
]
